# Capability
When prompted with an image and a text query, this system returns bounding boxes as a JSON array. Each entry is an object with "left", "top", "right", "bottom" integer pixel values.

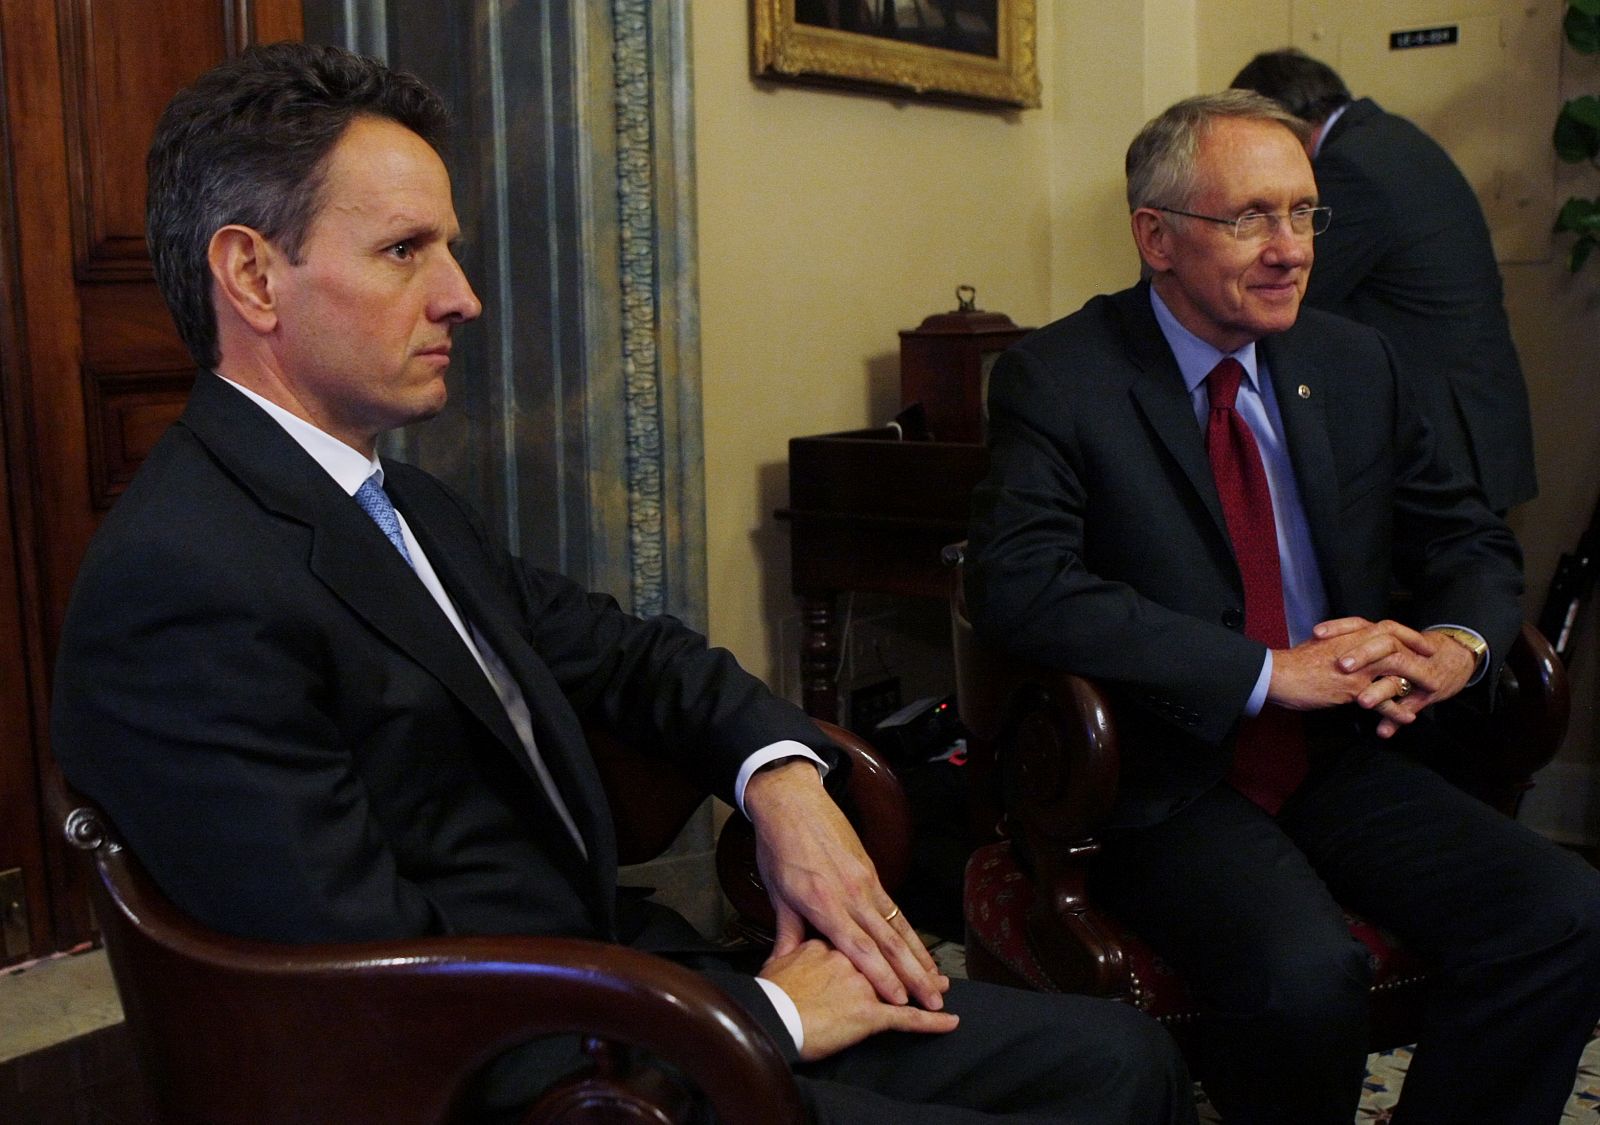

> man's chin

[
  {"left": 392, "top": 389, "right": 448, "bottom": 432},
  {"left": 416, "top": 379, "right": 449, "bottom": 416},
  {"left": 1251, "top": 301, "right": 1302, "bottom": 336}
]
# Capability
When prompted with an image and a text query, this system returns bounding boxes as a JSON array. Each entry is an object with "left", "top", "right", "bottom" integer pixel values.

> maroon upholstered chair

[
  {"left": 945, "top": 543, "right": 1571, "bottom": 1059},
  {"left": 55, "top": 719, "right": 909, "bottom": 1125}
]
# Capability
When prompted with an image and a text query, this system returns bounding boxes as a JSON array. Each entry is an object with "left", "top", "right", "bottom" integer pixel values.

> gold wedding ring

[
  {"left": 883, "top": 906, "right": 901, "bottom": 923},
  {"left": 1394, "top": 676, "right": 1414, "bottom": 700}
]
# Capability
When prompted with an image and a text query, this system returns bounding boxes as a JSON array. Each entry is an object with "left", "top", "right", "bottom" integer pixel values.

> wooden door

[{"left": 0, "top": 0, "right": 302, "bottom": 962}]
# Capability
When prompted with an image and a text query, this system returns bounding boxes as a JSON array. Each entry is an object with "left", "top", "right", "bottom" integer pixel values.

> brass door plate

[{"left": 1, "top": 868, "right": 28, "bottom": 960}]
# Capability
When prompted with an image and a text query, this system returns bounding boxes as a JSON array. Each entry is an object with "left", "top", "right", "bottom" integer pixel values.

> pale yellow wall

[
  {"left": 1197, "top": 1, "right": 1291, "bottom": 90},
  {"left": 692, "top": 6, "right": 1058, "bottom": 687},
  {"left": 1045, "top": 4, "right": 1162, "bottom": 311}
]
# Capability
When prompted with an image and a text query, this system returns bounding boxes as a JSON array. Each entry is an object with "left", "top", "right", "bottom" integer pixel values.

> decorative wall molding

[
  {"left": 613, "top": 0, "right": 666, "bottom": 617},
  {"left": 579, "top": 0, "right": 706, "bottom": 627}
]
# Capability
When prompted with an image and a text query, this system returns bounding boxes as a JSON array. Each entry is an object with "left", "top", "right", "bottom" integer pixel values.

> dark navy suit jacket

[
  {"left": 965, "top": 282, "right": 1523, "bottom": 828},
  {"left": 52, "top": 371, "right": 830, "bottom": 1053},
  {"left": 1308, "top": 98, "right": 1536, "bottom": 511}
]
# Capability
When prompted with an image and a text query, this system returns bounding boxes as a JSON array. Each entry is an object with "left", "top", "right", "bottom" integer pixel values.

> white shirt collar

[
  {"left": 1312, "top": 102, "right": 1350, "bottom": 159},
  {"left": 218, "top": 376, "right": 381, "bottom": 496},
  {"left": 1147, "top": 286, "right": 1261, "bottom": 396}
]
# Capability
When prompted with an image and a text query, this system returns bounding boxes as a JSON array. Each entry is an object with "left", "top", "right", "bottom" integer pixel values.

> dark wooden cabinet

[
  {"left": 897, "top": 288, "right": 1027, "bottom": 444},
  {"left": 779, "top": 295, "right": 1026, "bottom": 721},
  {"left": 778, "top": 428, "right": 988, "bottom": 720}
]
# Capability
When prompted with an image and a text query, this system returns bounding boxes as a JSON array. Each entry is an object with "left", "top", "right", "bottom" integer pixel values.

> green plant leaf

[
  {"left": 1568, "top": 94, "right": 1600, "bottom": 126},
  {"left": 1568, "top": 235, "right": 1596, "bottom": 273},
  {"left": 1554, "top": 99, "right": 1600, "bottom": 161},
  {"left": 1556, "top": 196, "right": 1600, "bottom": 236},
  {"left": 1554, "top": 7, "right": 1600, "bottom": 268},
  {"left": 1567, "top": 6, "right": 1600, "bottom": 52}
]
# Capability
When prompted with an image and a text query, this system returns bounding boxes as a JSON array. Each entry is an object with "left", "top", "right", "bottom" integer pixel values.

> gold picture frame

[{"left": 752, "top": 1, "right": 1040, "bottom": 108}]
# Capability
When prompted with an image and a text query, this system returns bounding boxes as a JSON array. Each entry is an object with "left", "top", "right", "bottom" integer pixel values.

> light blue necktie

[{"left": 354, "top": 475, "right": 414, "bottom": 568}]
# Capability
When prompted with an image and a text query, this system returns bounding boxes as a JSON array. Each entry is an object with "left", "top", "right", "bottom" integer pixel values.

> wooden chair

[
  {"left": 54, "top": 720, "right": 910, "bottom": 1125},
  {"left": 944, "top": 544, "right": 1571, "bottom": 1058}
]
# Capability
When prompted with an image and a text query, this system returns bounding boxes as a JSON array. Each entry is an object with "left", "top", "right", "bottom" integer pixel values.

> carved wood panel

[
  {"left": 81, "top": 367, "right": 195, "bottom": 507},
  {"left": 78, "top": 281, "right": 195, "bottom": 505},
  {"left": 0, "top": 0, "right": 301, "bottom": 962},
  {"left": 57, "top": 0, "right": 246, "bottom": 281}
]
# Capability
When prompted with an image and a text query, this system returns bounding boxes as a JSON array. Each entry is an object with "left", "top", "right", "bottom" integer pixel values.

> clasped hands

[
  {"left": 743, "top": 759, "right": 957, "bottom": 1061},
  {"left": 1267, "top": 616, "right": 1477, "bottom": 738}
]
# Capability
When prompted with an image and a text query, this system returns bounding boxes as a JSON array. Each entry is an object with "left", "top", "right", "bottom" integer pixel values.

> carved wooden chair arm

[
  {"left": 945, "top": 541, "right": 1120, "bottom": 842},
  {"left": 64, "top": 804, "right": 805, "bottom": 1125},
  {"left": 1002, "top": 675, "right": 1122, "bottom": 851},
  {"left": 1426, "top": 622, "right": 1571, "bottom": 815},
  {"left": 1491, "top": 622, "right": 1570, "bottom": 780}
]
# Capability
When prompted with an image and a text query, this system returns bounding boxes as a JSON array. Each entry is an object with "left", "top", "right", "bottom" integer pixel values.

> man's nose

[
  {"left": 1262, "top": 219, "right": 1312, "bottom": 266},
  {"left": 434, "top": 255, "right": 483, "bottom": 324}
]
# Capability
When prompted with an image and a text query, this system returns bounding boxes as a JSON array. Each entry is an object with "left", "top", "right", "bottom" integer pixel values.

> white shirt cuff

[
  {"left": 734, "top": 741, "right": 829, "bottom": 818},
  {"left": 754, "top": 976, "right": 806, "bottom": 1053},
  {"left": 1246, "top": 650, "right": 1273, "bottom": 716}
]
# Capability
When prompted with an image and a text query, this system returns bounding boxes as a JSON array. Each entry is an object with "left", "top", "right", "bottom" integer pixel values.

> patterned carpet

[{"left": 925, "top": 938, "right": 1600, "bottom": 1121}]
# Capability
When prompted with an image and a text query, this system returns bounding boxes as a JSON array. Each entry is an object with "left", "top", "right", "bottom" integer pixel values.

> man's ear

[
  {"left": 1130, "top": 208, "right": 1174, "bottom": 274},
  {"left": 208, "top": 225, "right": 280, "bottom": 335}
]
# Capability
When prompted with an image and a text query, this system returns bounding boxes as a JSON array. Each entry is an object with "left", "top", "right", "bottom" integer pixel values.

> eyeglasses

[{"left": 1155, "top": 205, "right": 1333, "bottom": 241}]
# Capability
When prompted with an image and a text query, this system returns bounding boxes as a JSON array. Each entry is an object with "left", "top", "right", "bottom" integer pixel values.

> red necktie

[{"left": 1205, "top": 358, "right": 1306, "bottom": 812}]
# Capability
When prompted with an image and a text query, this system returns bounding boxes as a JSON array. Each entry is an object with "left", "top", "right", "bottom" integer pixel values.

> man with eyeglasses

[
  {"left": 965, "top": 90, "right": 1600, "bottom": 1123},
  {"left": 1233, "top": 49, "right": 1537, "bottom": 516}
]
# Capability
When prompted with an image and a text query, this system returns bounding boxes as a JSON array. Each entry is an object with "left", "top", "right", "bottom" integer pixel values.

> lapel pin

[{"left": 1297, "top": 384, "right": 1311, "bottom": 399}]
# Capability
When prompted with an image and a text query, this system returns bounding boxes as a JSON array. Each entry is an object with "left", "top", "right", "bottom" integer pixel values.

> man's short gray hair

[{"left": 1125, "top": 89, "right": 1310, "bottom": 214}]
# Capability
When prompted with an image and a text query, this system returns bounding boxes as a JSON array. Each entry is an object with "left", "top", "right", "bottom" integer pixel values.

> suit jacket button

[{"left": 1222, "top": 608, "right": 1244, "bottom": 629}]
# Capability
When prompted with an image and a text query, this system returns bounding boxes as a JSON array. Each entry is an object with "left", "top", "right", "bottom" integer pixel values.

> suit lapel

[
  {"left": 179, "top": 375, "right": 540, "bottom": 797},
  {"left": 1259, "top": 331, "right": 1349, "bottom": 611},
  {"left": 1114, "top": 287, "right": 1233, "bottom": 547},
  {"left": 307, "top": 515, "right": 530, "bottom": 758},
  {"left": 184, "top": 374, "right": 619, "bottom": 925},
  {"left": 383, "top": 466, "right": 620, "bottom": 922},
  {"left": 1112, "top": 287, "right": 1351, "bottom": 610}
]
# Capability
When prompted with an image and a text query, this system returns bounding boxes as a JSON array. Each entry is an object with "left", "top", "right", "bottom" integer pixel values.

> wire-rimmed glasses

[{"left": 1155, "top": 206, "right": 1332, "bottom": 240}]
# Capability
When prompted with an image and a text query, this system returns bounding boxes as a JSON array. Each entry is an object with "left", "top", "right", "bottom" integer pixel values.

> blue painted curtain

[{"left": 305, "top": 0, "right": 707, "bottom": 628}]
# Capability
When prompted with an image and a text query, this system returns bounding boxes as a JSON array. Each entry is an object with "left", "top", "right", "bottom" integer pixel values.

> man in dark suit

[
  {"left": 1232, "top": 48, "right": 1537, "bottom": 514},
  {"left": 965, "top": 89, "right": 1600, "bottom": 1124},
  {"left": 50, "top": 42, "right": 1197, "bottom": 1125}
]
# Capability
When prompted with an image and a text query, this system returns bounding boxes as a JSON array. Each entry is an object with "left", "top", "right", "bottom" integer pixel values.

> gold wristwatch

[{"left": 1429, "top": 626, "right": 1488, "bottom": 675}]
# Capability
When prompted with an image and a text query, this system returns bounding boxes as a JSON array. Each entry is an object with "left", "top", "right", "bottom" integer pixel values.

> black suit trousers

[
  {"left": 475, "top": 973, "right": 1199, "bottom": 1124},
  {"left": 1089, "top": 736, "right": 1600, "bottom": 1125},
  {"left": 798, "top": 977, "right": 1195, "bottom": 1123}
]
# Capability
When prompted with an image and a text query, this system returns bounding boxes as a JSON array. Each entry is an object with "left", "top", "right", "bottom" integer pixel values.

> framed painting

[{"left": 753, "top": 0, "right": 1040, "bottom": 108}]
